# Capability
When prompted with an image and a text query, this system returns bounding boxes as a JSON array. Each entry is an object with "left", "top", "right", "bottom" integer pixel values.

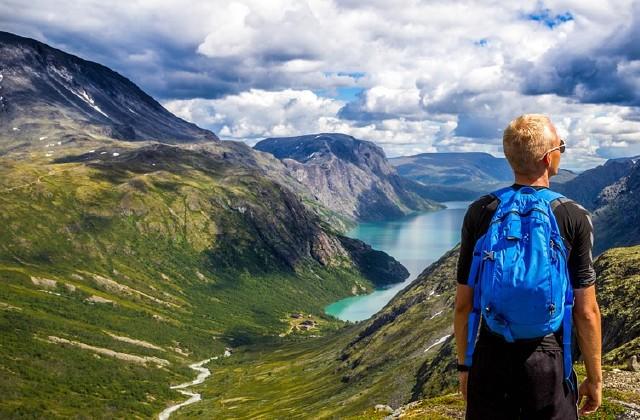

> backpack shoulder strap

[
  {"left": 536, "top": 188, "right": 565, "bottom": 204},
  {"left": 550, "top": 196, "right": 572, "bottom": 212},
  {"left": 490, "top": 185, "right": 516, "bottom": 203}
]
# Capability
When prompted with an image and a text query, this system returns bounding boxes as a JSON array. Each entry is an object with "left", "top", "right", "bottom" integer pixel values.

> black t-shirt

[{"left": 457, "top": 184, "right": 597, "bottom": 348}]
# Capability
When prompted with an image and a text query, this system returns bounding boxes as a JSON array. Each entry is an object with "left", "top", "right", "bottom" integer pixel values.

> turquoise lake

[{"left": 324, "top": 201, "right": 471, "bottom": 321}]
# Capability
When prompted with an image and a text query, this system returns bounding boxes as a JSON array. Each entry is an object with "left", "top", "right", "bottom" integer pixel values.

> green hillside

[{"left": 0, "top": 140, "right": 402, "bottom": 419}]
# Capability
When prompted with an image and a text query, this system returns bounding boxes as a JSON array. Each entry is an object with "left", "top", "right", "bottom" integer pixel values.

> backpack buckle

[{"left": 482, "top": 250, "right": 495, "bottom": 261}]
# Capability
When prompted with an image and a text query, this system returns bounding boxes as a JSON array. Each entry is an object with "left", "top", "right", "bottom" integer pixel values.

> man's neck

[{"left": 513, "top": 172, "right": 550, "bottom": 187}]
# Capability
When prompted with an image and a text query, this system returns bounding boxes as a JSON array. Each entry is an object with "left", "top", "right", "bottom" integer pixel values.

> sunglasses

[{"left": 543, "top": 138, "right": 566, "bottom": 156}]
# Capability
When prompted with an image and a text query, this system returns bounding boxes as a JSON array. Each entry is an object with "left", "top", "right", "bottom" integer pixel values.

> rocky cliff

[
  {"left": 254, "top": 133, "right": 443, "bottom": 222},
  {"left": 554, "top": 157, "right": 638, "bottom": 211}
]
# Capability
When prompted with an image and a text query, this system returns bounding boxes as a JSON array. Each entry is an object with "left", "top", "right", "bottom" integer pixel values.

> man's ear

[{"left": 541, "top": 153, "right": 551, "bottom": 168}]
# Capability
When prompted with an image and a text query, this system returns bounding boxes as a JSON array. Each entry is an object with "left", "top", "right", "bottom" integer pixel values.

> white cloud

[{"left": 3, "top": 0, "right": 640, "bottom": 169}]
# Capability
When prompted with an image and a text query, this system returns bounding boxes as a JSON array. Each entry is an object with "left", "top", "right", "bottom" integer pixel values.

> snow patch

[
  {"left": 69, "top": 87, "right": 109, "bottom": 118},
  {"left": 112, "top": 152, "right": 120, "bottom": 157},
  {"left": 88, "top": 150, "right": 95, "bottom": 153},
  {"left": 423, "top": 334, "right": 451, "bottom": 353},
  {"left": 429, "top": 310, "right": 444, "bottom": 320},
  {"left": 12, "top": 127, "right": 19, "bottom": 131},
  {"left": 49, "top": 66, "right": 73, "bottom": 82},
  {"left": 39, "top": 136, "right": 48, "bottom": 141}
]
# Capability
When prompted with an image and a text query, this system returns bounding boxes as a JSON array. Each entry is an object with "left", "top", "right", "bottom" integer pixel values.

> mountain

[
  {"left": 591, "top": 160, "right": 640, "bottom": 254},
  {"left": 0, "top": 30, "right": 216, "bottom": 151},
  {"left": 548, "top": 155, "right": 640, "bottom": 254},
  {"left": 0, "top": 32, "right": 410, "bottom": 418},
  {"left": 553, "top": 156, "right": 638, "bottom": 211},
  {"left": 391, "top": 152, "right": 577, "bottom": 201},
  {"left": 254, "top": 133, "right": 444, "bottom": 222}
]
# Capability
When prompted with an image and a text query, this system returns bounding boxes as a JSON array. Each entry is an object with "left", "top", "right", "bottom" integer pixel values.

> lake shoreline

[{"left": 324, "top": 201, "right": 470, "bottom": 321}]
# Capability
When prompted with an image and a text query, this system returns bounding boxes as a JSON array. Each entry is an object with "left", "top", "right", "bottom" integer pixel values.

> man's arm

[
  {"left": 453, "top": 203, "right": 476, "bottom": 401},
  {"left": 454, "top": 284, "right": 474, "bottom": 364},
  {"left": 563, "top": 202, "right": 601, "bottom": 415},
  {"left": 574, "top": 285, "right": 602, "bottom": 415},
  {"left": 454, "top": 284, "right": 473, "bottom": 401}
]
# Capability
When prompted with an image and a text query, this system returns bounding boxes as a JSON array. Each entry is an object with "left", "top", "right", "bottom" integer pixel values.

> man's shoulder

[
  {"left": 467, "top": 193, "right": 499, "bottom": 212},
  {"left": 463, "top": 193, "right": 499, "bottom": 223},
  {"left": 550, "top": 195, "right": 591, "bottom": 217}
]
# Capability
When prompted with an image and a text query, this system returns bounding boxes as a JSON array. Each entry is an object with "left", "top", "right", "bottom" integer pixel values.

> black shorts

[{"left": 466, "top": 327, "right": 578, "bottom": 420}]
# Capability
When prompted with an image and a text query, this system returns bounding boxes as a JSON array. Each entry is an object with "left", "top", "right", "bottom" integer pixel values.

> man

[{"left": 454, "top": 114, "right": 602, "bottom": 419}]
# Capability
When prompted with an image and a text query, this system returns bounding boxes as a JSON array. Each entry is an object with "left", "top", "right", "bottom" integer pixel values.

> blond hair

[{"left": 503, "top": 114, "right": 555, "bottom": 174}]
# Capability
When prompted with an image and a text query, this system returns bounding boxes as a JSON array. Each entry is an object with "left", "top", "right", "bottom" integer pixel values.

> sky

[{"left": 2, "top": 0, "right": 640, "bottom": 171}]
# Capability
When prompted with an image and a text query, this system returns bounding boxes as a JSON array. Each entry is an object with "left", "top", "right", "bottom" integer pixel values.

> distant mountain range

[
  {"left": 390, "top": 152, "right": 577, "bottom": 201},
  {"left": 254, "top": 133, "right": 444, "bottom": 222}
]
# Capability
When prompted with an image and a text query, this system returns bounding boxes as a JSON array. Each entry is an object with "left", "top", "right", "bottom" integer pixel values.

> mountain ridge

[{"left": 0, "top": 30, "right": 217, "bottom": 148}]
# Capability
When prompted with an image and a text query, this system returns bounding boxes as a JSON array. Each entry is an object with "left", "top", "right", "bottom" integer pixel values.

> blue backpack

[{"left": 464, "top": 186, "right": 574, "bottom": 386}]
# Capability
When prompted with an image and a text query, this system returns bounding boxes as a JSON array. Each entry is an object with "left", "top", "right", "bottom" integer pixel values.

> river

[{"left": 324, "top": 201, "right": 471, "bottom": 321}]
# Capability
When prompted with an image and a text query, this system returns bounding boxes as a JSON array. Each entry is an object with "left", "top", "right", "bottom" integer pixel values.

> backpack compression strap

[{"left": 463, "top": 189, "right": 509, "bottom": 366}]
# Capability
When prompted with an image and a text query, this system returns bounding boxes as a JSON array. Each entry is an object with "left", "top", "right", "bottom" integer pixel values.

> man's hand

[
  {"left": 578, "top": 378, "right": 602, "bottom": 416},
  {"left": 458, "top": 371, "right": 469, "bottom": 401}
]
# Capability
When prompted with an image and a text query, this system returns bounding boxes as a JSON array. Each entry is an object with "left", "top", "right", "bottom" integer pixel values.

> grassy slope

[
  {"left": 0, "top": 142, "right": 376, "bottom": 419},
  {"left": 179, "top": 245, "right": 640, "bottom": 419}
]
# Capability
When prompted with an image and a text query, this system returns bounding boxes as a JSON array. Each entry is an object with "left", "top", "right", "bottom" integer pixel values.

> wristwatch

[{"left": 457, "top": 363, "right": 470, "bottom": 372}]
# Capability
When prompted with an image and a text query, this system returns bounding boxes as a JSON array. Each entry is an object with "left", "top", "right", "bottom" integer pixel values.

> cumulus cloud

[{"left": 2, "top": 0, "right": 640, "bottom": 169}]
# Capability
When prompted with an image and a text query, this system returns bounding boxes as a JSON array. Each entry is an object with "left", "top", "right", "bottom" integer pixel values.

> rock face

[
  {"left": 337, "top": 236, "right": 409, "bottom": 287},
  {"left": 254, "top": 133, "right": 443, "bottom": 222},
  {"left": 554, "top": 157, "right": 638, "bottom": 211},
  {"left": 55, "top": 142, "right": 405, "bottom": 285},
  {"left": 591, "top": 161, "right": 640, "bottom": 254},
  {"left": 0, "top": 31, "right": 216, "bottom": 147}
]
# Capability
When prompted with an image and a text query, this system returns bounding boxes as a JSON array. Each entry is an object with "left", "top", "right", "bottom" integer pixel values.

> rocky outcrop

[
  {"left": 592, "top": 161, "right": 640, "bottom": 254},
  {"left": 337, "top": 235, "right": 409, "bottom": 287},
  {"left": 254, "top": 133, "right": 443, "bottom": 222},
  {"left": 0, "top": 31, "right": 216, "bottom": 147},
  {"left": 554, "top": 157, "right": 638, "bottom": 211}
]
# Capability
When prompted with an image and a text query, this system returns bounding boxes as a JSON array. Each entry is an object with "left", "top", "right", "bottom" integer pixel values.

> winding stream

[{"left": 158, "top": 356, "right": 219, "bottom": 420}]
